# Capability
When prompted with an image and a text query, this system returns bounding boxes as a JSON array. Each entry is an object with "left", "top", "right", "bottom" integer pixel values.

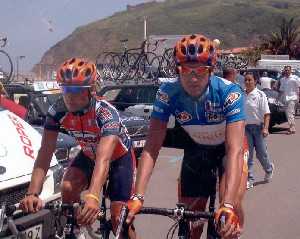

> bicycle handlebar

[{"left": 139, "top": 206, "right": 213, "bottom": 219}]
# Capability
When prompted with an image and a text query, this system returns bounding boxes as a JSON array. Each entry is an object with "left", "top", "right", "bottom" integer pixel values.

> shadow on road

[
  {"left": 270, "top": 126, "right": 288, "bottom": 134},
  {"left": 253, "top": 180, "right": 269, "bottom": 187}
]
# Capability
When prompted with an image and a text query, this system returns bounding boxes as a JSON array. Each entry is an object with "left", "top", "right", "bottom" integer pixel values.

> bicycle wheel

[
  {"left": 100, "top": 52, "right": 120, "bottom": 82},
  {"left": 0, "top": 50, "right": 13, "bottom": 84}
]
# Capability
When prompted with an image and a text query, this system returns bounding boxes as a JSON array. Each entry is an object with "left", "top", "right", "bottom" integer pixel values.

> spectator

[
  {"left": 279, "top": 65, "right": 300, "bottom": 134},
  {"left": 244, "top": 73, "right": 274, "bottom": 189},
  {"left": 223, "top": 67, "right": 238, "bottom": 83},
  {"left": 0, "top": 81, "right": 8, "bottom": 97},
  {"left": 259, "top": 71, "right": 275, "bottom": 90}
]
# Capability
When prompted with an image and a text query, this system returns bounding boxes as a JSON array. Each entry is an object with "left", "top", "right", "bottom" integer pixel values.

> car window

[
  {"left": 34, "top": 93, "right": 61, "bottom": 116},
  {"left": 102, "top": 89, "right": 122, "bottom": 101}
]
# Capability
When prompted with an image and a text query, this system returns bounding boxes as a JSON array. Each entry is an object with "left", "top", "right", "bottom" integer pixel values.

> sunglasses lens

[
  {"left": 181, "top": 66, "right": 208, "bottom": 75},
  {"left": 61, "top": 86, "right": 87, "bottom": 94}
]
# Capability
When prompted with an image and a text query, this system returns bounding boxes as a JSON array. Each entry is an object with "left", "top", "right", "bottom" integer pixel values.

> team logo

[
  {"left": 224, "top": 92, "right": 241, "bottom": 108},
  {"left": 176, "top": 111, "right": 192, "bottom": 123},
  {"left": 97, "top": 107, "right": 113, "bottom": 121},
  {"left": 153, "top": 105, "right": 164, "bottom": 113},
  {"left": 156, "top": 90, "right": 169, "bottom": 105},
  {"left": 104, "top": 122, "right": 120, "bottom": 129},
  {"left": 226, "top": 108, "right": 241, "bottom": 117},
  {"left": 205, "top": 112, "right": 224, "bottom": 122}
]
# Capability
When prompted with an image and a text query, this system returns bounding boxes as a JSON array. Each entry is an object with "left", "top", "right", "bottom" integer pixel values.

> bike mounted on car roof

[{"left": 0, "top": 37, "right": 13, "bottom": 85}]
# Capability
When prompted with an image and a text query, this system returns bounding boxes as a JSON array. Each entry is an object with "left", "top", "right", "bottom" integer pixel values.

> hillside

[{"left": 33, "top": 0, "right": 300, "bottom": 74}]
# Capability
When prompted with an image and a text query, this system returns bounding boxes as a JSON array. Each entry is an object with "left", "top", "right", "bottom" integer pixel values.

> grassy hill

[{"left": 33, "top": 0, "right": 300, "bottom": 74}]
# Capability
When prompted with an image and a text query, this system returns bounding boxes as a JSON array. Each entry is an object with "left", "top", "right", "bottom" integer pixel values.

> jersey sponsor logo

[
  {"left": 205, "top": 101, "right": 222, "bottom": 112},
  {"left": 226, "top": 108, "right": 241, "bottom": 117},
  {"left": 153, "top": 105, "right": 164, "bottom": 113},
  {"left": 205, "top": 112, "right": 224, "bottom": 122},
  {"left": 191, "top": 129, "right": 225, "bottom": 143},
  {"left": 103, "top": 122, "right": 120, "bottom": 129},
  {"left": 224, "top": 92, "right": 241, "bottom": 108},
  {"left": 97, "top": 107, "right": 113, "bottom": 121},
  {"left": 8, "top": 114, "right": 34, "bottom": 159},
  {"left": 156, "top": 89, "right": 170, "bottom": 105},
  {"left": 176, "top": 111, "right": 192, "bottom": 123}
]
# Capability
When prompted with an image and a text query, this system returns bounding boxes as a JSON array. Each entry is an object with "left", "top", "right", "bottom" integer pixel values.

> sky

[{"left": 0, "top": 0, "right": 149, "bottom": 73}]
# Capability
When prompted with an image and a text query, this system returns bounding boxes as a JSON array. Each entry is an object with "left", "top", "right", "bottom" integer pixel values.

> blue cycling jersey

[{"left": 152, "top": 75, "right": 245, "bottom": 145}]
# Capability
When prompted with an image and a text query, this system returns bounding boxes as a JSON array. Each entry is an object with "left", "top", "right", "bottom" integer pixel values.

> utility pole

[
  {"left": 16, "top": 55, "right": 25, "bottom": 82},
  {"left": 144, "top": 16, "right": 148, "bottom": 52}
]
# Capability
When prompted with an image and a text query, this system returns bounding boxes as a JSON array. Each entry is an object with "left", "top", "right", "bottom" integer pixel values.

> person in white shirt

[
  {"left": 259, "top": 71, "right": 275, "bottom": 90},
  {"left": 279, "top": 65, "right": 300, "bottom": 134},
  {"left": 245, "top": 73, "right": 274, "bottom": 189}
]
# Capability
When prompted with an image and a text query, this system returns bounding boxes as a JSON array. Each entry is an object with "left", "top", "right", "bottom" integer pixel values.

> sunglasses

[
  {"left": 60, "top": 85, "right": 89, "bottom": 94},
  {"left": 180, "top": 66, "right": 210, "bottom": 75}
]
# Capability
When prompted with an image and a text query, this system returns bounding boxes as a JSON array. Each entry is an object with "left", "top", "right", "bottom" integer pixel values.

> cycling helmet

[
  {"left": 174, "top": 34, "right": 217, "bottom": 66},
  {"left": 56, "top": 57, "right": 96, "bottom": 87}
]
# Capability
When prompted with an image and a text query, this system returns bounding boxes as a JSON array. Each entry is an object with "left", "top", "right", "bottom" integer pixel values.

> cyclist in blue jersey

[{"left": 126, "top": 34, "right": 247, "bottom": 239}]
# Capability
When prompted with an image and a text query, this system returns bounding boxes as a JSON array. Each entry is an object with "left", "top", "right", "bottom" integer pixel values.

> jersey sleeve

[
  {"left": 151, "top": 83, "right": 173, "bottom": 122},
  {"left": 96, "top": 100, "right": 122, "bottom": 137},
  {"left": 223, "top": 84, "right": 246, "bottom": 123}
]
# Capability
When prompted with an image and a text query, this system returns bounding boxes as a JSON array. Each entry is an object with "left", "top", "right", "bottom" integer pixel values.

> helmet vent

[
  {"left": 73, "top": 68, "right": 79, "bottom": 78},
  {"left": 78, "top": 61, "right": 84, "bottom": 66},
  {"left": 69, "top": 58, "right": 76, "bottom": 64},
  {"left": 60, "top": 70, "right": 65, "bottom": 80},
  {"left": 188, "top": 44, "right": 196, "bottom": 55},
  {"left": 66, "top": 69, "right": 72, "bottom": 79},
  {"left": 85, "top": 68, "right": 91, "bottom": 77},
  {"left": 198, "top": 45, "right": 203, "bottom": 54},
  {"left": 181, "top": 46, "right": 187, "bottom": 55}
]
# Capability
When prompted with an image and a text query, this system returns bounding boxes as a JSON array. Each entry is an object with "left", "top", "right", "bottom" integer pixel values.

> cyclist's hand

[
  {"left": 77, "top": 194, "right": 100, "bottom": 226},
  {"left": 19, "top": 194, "right": 43, "bottom": 213},
  {"left": 215, "top": 204, "right": 239, "bottom": 239},
  {"left": 126, "top": 194, "right": 144, "bottom": 224}
]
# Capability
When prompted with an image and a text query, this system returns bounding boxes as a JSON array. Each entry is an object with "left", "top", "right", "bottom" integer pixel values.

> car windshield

[
  {"left": 34, "top": 93, "right": 61, "bottom": 115},
  {"left": 102, "top": 87, "right": 158, "bottom": 105}
]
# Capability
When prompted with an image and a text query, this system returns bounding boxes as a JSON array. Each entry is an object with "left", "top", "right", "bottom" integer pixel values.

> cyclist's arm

[
  {"left": 27, "top": 129, "right": 58, "bottom": 194},
  {"left": 88, "top": 135, "right": 119, "bottom": 196},
  {"left": 223, "top": 120, "right": 245, "bottom": 205},
  {"left": 135, "top": 118, "right": 168, "bottom": 195}
]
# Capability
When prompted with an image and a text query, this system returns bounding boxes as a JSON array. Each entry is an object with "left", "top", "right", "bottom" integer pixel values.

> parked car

[
  {"left": 262, "top": 88, "right": 287, "bottom": 130},
  {"left": 97, "top": 80, "right": 182, "bottom": 152},
  {"left": 4, "top": 82, "right": 80, "bottom": 164},
  {"left": 0, "top": 107, "right": 62, "bottom": 238}
]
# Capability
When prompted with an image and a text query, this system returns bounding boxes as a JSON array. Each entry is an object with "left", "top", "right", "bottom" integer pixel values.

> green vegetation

[{"left": 33, "top": 0, "right": 300, "bottom": 73}]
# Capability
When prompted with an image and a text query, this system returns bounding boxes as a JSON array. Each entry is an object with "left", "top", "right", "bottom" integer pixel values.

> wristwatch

[{"left": 130, "top": 193, "right": 145, "bottom": 202}]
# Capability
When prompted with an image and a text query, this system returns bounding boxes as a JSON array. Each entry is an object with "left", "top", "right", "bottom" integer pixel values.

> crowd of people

[{"left": 6, "top": 33, "right": 298, "bottom": 239}]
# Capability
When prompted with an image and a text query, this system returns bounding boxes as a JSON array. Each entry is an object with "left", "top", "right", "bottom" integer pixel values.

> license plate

[
  {"left": 22, "top": 224, "right": 43, "bottom": 239},
  {"left": 133, "top": 140, "right": 146, "bottom": 148}
]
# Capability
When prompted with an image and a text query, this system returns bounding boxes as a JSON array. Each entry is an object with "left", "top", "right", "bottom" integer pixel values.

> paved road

[{"left": 133, "top": 118, "right": 300, "bottom": 238}]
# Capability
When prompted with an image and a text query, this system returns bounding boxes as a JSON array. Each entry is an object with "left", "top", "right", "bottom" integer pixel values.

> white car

[{"left": 0, "top": 106, "right": 63, "bottom": 238}]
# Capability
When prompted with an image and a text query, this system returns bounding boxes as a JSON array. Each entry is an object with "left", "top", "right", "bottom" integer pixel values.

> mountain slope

[{"left": 33, "top": 0, "right": 300, "bottom": 74}]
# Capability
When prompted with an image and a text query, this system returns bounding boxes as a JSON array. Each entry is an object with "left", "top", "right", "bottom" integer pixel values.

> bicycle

[
  {"left": 116, "top": 202, "right": 220, "bottom": 239},
  {"left": 0, "top": 200, "right": 111, "bottom": 239},
  {"left": 0, "top": 36, "right": 13, "bottom": 85}
]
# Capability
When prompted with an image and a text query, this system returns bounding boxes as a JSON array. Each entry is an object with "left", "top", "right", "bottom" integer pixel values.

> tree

[{"left": 260, "top": 17, "right": 300, "bottom": 58}]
